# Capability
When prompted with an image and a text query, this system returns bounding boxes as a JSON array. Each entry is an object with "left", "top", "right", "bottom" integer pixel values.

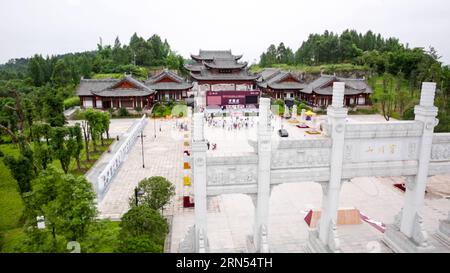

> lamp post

[
  {"left": 134, "top": 187, "right": 144, "bottom": 206},
  {"left": 137, "top": 130, "right": 146, "bottom": 168}
]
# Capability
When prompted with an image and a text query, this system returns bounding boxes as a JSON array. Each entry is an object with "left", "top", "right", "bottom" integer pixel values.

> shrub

[
  {"left": 134, "top": 106, "right": 142, "bottom": 113},
  {"left": 118, "top": 107, "right": 130, "bottom": 117},
  {"left": 402, "top": 107, "right": 415, "bottom": 120},
  {"left": 63, "top": 97, "right": 80, "bottom": 109},
  {"left": 73, "top": 109, "right": 86, "bottom": 120},
  {"left": 118, "top": 206, "right": 168, "bottom": 252},
  {"left": 129, "top": 176, "right": 176, "bottom": 211},
  {"left": 391, "top": 111, "right": 401, "bottom": 120},
  {"left": 357, "top": 107, "right": 378, "bottom": 114}
]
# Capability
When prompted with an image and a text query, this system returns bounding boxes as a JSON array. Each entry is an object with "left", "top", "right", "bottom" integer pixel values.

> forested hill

[
  {"left": 258, "top": 29, "right": 447, "bottom": 80},
  {"left": 257, "top": 29, "right": 450, "bottom": 132},
  {"left": 0, "top": 33, "right": 186, "bottom": 85}
]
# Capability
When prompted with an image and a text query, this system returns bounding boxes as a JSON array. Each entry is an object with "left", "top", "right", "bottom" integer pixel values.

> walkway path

[{"left": 98, "top": 117, "right": 188, "bottom": 220}]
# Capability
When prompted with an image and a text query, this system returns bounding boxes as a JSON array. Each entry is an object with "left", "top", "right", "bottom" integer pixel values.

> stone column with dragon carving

[
  {"left": 192, "top": 112, "right": 209, "bottom": 252},
  {"left": 383, "top": 82, "right": 438, "bottom": 252},
  {"left": 307, "top": 82, "right": 347, "bottom": 253},
  {"left": 250, "top": 97, "right": 272, "bottom": 253}
]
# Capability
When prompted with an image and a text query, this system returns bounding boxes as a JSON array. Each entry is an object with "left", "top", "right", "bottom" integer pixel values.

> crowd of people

[{"left": 204, "top": 114, "right": 256, "bottom": 131}]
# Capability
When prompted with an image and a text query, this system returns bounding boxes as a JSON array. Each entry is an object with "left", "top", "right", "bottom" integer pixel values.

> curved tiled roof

[
  {"left": 76, "top": 75, "right": 156, "bottom": 97},
  {"left": 302, "top": 75, "right": 372, "bottom": 95},
  {"left": 184, "top": 63, "right": 203, "bottom": 72},
  {"left": 203, "top": 58, "right": 248, "bottom": 69},
  {"left": 76, "top": 78, "right": 120, "bottom": 96},
  {"left": 190, "top": 70, "right": 258, "bottom": 81},
  {"left": 191, "top": 50, "right": 242, "bottom": 61},
  {"left": 92, "top": 88, "right": 154, "bottom": 97},
  {"left": 145, "top": 69, "right": 193, "bottom": 90},
  {"left": 257, "top": 68, "right": 305, "bottom": 90}
]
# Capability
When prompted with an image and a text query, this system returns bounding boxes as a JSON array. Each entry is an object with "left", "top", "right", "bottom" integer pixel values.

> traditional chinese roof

[
  {"left": 302, "top": 75, "right": 373, "bottom": 95},
  {"left": 76, "top": 75, "right": 155, "bottom": 97},
  {"left": 184, "top": 63, "right": 203, "bottom": 72},
  {"left": 189, "top": 69, "right": 259, "bottom": 81},
  {"left": 257, "top": 68, "right": 305, "bottom": 90},
  {"left": 145, "top": 69, "right": 193, "bottom": 90},
  {"left": 191, "top": 50, "right": 242, "bottom": 61},
  {"left": 203, "top": 58, "right": 248, "bottom": 69},
  {"left": 92, "top": 89, "right": 154, "bottom": 97}
]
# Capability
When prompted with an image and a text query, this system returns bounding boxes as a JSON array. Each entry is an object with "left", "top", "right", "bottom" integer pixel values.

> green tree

[
  {"left": 28, "top": 55, "right": 45, "bottom": 86},
  {"left": 3, "top": 135, "right": 35, "bottom": 195},
  {"left": 50, "top": 127, "right": 72, "bottom": 174},
  {"left": 27, "top": 167, "right": 97, "bottom": 242},
  {"left": 84, "top": 109, "right": 103, "bottom": 152},
  {"left": 377, "top": 73, "right": 396, "bottom": 121},
  {"left": 118, "top": 205, "right": 168, "bottom": 252},
  {"left": 52, "top": 59, "right": 73, "bottom": 86},
  {"left": 43, "top": 89, "right": 65, "bottom": 127},
  {"left": 68, "top": 124, "right": 83, "bottom": 171},
  {"left": 129, "top": 176, "right": 175, "bottom": 212}
]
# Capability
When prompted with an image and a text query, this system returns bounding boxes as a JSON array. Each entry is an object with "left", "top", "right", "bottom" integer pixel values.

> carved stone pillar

[
  {"left": 307, "top": 82, "right": 347, "bottom": 253},
  {"left": 383, "top": 82, "right": 438, "bottom": 253},
  {"left": 301, "top": 108, "right": 306, "bottom": 121},
  {"left": 292, "top": 104, "right": 298, "bottom": 119},
  {"left": 250, "top": 97, "right": 272, "bottom": 253},
  {"left": 192, "top": 112, "right": 209, "bottom": 252},
  {"left": 284, "top": 104, "right": 290, "bottom": 119}
]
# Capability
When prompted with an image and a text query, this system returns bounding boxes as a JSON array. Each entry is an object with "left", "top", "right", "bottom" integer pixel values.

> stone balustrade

[{"left": 97, "top": 114, "right": 148, "bottom": 198}]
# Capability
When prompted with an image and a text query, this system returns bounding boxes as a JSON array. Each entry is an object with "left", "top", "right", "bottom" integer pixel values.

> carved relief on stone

[
  {"left": 206, "top": 164, "right": 257, "bottom": 186},
  {"left": 271, "top": 149, "right": 330, "bottom": 168},
  {"left": 195, "top": 157, "right": 205, "bottom": 167},
  {"left": 179, "top": 225, "right": 195, "bottom": 253},
  {"left": 431, "top": 144, "right": 450, "bottom": 161},
  {"left": 344, "top": 145, "right": 352, "bottom": 161},
  {"left": 198, "top": 228, "right": 209, "bottom": 253},
  {"left": 335, "top": 123, "right": 344, "bottom": 134},
  {"left": 412, "top": 213, "right": 429, "bottom": 247},
  {"left": 408, "top": 143, "right": 417, "bottom": 159}
]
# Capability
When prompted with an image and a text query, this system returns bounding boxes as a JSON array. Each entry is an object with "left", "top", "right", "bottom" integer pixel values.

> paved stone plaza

[
  {"left": 95, "top": 114, "right": 449, "bottom": 252},
  {"left": 97, "top": 117, "right": 188, "bottom": 219}
]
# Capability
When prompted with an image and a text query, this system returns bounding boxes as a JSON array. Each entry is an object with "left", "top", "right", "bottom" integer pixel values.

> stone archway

[{"left": 184, "top": 82, "right": 450, "bottom": 253}]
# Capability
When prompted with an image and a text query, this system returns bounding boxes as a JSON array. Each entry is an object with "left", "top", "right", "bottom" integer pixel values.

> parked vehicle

[{"left": 278, "top": 129, "right": 289, "bottom": 137}]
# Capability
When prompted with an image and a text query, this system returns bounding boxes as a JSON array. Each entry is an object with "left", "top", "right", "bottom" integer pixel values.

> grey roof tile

[
  {"left": 303, "top": 75, "right": 373, "bottom": 95},
  {"left": 257, "top": 69, "right": 305, "bottom": 90},
  {"left": 76, "top": 75, "right": 156, "bottom": 97},
  {"left": 191, "top": 50, "right": 242, "bottom": 60},
  {"left": 145, "top": 69, "right": 192, "bottom": 90}
]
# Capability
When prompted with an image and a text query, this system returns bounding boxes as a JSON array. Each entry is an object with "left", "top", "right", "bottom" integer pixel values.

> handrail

[{"left": 97, "top": 114, "right": 147, "bottom": 197}]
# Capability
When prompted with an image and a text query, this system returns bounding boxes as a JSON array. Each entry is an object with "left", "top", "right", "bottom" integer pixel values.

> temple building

[
  {"left": 301, "top": 75, "right": 373, "bottom": 107},
  {"left": 185, "top": 50, "right": 260, "bottom": 109},
  {"left": 76, "top": 75, "right": 156, "bottom": 109},
  {"left": 257, "top": 68, "right": 306, "bottom": 100},
  {"left": 145, "top": 69, "right": 193, "bottom": 101}
]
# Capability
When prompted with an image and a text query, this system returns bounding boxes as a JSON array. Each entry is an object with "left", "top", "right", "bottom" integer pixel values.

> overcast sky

[{"left": 1, "top": 0, "right": 449, "bottom": 65}]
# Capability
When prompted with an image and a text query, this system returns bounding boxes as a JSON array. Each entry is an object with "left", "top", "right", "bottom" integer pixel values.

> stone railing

[{"left": 97, "top": 114, "right": 148, "bottom": 197}]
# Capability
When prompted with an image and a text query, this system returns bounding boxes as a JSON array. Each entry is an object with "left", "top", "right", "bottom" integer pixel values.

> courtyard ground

[{"left": 97, "top": 114, "right": 450, "bottom": 253}]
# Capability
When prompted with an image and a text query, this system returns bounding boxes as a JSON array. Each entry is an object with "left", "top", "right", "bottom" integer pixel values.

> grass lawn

[
  {"left": 0, "top": 139, "right": 114, "bottom": 252},
  {"left": 0, "top": 144, "right": 23, "bottom": 231}
]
